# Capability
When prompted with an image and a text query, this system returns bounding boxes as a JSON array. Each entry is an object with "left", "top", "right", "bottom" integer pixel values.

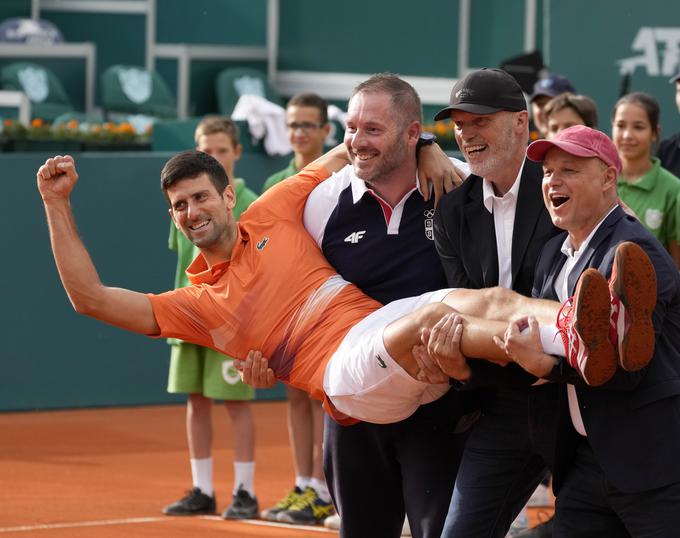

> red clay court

[{"left": 1, "top": 402, "right": 553, "bottom": 537}]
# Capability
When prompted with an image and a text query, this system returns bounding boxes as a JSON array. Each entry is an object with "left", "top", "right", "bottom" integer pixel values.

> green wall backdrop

[{"left": 0, "top": 152, "right": 287, "bottom": 411}]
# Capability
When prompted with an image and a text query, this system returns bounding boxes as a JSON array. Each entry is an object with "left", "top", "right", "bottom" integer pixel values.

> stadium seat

[
  {"left": 101, "top": 65, "right": 177, "bottom": 119},
  {"left": 1, "top": 61, "right": 74, "bottom": 121},
  {"left": 215, "top": 67, "right": 283, "bottom": 116}
]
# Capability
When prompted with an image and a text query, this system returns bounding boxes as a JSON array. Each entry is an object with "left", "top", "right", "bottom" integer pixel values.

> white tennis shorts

[{"left": 323, "top": 288, "right": 455, "bottom": 424}]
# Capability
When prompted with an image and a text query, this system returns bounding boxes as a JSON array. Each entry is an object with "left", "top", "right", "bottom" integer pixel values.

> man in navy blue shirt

[{"left": 303, "top": 74, "right": 474, "bottom": 538}]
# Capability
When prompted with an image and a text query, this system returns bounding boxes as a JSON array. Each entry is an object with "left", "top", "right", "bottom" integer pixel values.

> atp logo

[
  {"left": 344, "top": 230, "right": 366, "bottom": 244},
  {"left": 256, "top": 236, "right": 269, "bottom": 250},
  {"left": 424, "top": 209, "right": 435, "bottom": 240},
  {"left": 618, "top": 27, "right": 680, "bottom": 77}
]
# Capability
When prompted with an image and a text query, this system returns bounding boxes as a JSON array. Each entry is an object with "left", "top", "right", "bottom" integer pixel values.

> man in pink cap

[{"left": 503, "top": 125, "right": 680, "bottom": 536}]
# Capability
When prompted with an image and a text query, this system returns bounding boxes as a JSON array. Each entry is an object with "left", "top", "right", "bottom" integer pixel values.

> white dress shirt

[
  {"left": 554, "top": 205, "right": 618, "bottom": 436},
  {"left": 482, "top": 162, "right": 524, "bottom": 289}
]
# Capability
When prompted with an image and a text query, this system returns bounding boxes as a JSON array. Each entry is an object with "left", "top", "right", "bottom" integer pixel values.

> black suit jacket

[
  {"left": 534, "top": 206, "right": 680, "bottom": 493},
  {"left": 434, "top": 158, "right": 561, "bottom": 387}
]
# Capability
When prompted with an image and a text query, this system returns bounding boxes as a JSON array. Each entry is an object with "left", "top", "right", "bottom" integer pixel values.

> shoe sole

[
  {"left": 260, "top": 510, "right": 282, "bottom": 521},
  {"left": 276, "top": 513, "right": 319, "bottom": 525},
  {"left": 223, "top": 510, "right": 258, "bottom": 520},
  {"left": 574, "top": 269, "right": 618, "bottom": 386},
  {"left": 162, "top": 508, "right": 216, "bottom": 516},
  {"left": 611, "top": 242, "right": 656, "bottom": 371}
]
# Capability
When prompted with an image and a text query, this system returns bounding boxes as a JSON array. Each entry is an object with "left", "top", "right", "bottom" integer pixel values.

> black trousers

[
  {"left": 323, "top": 388, "right": 474, "bottom": 538},
  {"left": 554, "top": 439, "right": 680, "bottom": 538}
]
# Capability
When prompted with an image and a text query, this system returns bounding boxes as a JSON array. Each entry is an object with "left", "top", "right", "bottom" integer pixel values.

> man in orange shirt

[{"left": 36, "top": 147, "right": 649, "bottom": 424}]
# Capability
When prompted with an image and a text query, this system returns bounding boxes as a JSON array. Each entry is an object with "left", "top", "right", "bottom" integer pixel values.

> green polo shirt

[
  {"left": 261, "top": 158, "right": 299, "bottom": 193},
  {"left": 617, "top": 157, "right": 680, "bottom": 247}
]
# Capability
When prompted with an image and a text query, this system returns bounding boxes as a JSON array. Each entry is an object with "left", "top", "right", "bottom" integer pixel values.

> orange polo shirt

[{"left": 148, "top": 164, "right": 381, "bottom": 421}]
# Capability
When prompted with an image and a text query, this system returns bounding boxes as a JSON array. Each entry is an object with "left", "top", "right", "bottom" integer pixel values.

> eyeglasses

[{"left": 287, "top": 122, "right": 323, "bottom": 132}]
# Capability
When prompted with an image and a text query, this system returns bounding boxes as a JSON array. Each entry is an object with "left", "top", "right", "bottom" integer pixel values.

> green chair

[
  {"left": 0, "top": 61, "right": 74, "bottom": 122},
  {"left": 215, "top": 67, "right": 283, "bottom": 116},
  {"left": 101, "top": 65, "right": 177, "bottom": 119}
]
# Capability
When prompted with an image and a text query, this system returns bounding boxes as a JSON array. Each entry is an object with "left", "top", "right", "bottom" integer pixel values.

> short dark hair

[
  {"left": 194, "top": 115, "right": 241, "bottom": 148},
  {"left": 544, "top": 93, "right": 599, "bottom": 128},
  {"left": 287, "top": 92, "right": 328, "bottom": 124},
  {"left": 351, "top": 73, "right": 422, "bottom": 126},
  {"left": 612, "top": 91, "right": 660, "bottom": 133},
  {"left": 160, "top": 150, "right": 228, "bottom": 204}
]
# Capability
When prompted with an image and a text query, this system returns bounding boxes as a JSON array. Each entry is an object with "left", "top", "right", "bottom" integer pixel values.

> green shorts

[{"left": 167, "top": 343, "right": 255, "bottom": 401}]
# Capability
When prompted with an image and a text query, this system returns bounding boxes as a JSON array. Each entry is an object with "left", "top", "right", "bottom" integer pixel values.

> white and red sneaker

[
  {"left": 608, "top": 242, "right": 657, "bottom": 371},
  {"left": 556, "top": 268, "right": 617, "bottom": 386}
]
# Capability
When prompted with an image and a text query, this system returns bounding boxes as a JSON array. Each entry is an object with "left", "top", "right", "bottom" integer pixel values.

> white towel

[{"left": 231, "top": 94, "right": 292, "bottom": 156}]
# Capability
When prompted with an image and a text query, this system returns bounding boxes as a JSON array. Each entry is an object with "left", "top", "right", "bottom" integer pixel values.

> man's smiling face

[
  {"left": 167, "top": 173, "right": 235, "bottom": 249},
  {"left": 541, "top": 148, "right": 616, "bottom": 248},
  {"left": 451, "top": 109, "right": 520, "bottom": 179}
]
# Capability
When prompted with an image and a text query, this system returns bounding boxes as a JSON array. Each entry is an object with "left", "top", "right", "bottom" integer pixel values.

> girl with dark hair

[{"left": 613, "top": 91, "right": 680, "bottom": 268}]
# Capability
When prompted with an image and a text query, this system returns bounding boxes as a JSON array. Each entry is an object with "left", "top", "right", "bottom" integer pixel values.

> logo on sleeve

[
  {"left": 256, "top": 236, "right": 269, "bottom": 250},
  {"left": 424, "top": 209, "right": 435, "bottom": 240},
  {"left": 376, "top": 354, "right": 387, "bottom": 368},
  {"left": 344, "top": 230, "right": 366, "bottom": 244}
]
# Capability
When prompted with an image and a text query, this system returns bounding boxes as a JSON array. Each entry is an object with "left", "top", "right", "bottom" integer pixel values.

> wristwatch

[{"left": 416, "top": 131, "right": 437, "bottom": 152}]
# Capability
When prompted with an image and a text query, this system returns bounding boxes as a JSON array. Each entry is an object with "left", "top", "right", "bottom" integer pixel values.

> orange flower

[
  {"left": 31, "top": 118, "right": 44, "bottom": 128},
  {"left": 92, "top": 125, "right": 102, "bottom": 133},
  {"left": 67, "top": 119, "right": 79, "bottom": 130},
  {"left": 4, "top": 118, "right": 14, "bottom": 127},
  {"left": 104, "top": 122, "right": 115, "bottom": 131},
  {"left": 117, "top": 122, "right": 135, "bottom": 134}
]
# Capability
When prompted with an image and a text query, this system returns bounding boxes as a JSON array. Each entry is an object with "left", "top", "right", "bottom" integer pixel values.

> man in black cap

[
  {"left": 433, "top": 68, "right": 561, "bottom": 537},
  {"left": 657, "top": 71, "right": 680, "bottom": 177},
  {"left": 529, "top": 74, "right": 576, "bottom": 139}
]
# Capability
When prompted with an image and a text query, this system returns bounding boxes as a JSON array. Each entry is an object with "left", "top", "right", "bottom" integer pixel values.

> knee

[
  {"left": 188, "top": 393, "right": 212, "bottom": 415},
  {"left": 416, "top": 302, "right": 455, "bottom": 329},
  {"left": 224, "top": 401, "right": 252, "bottom": 422}
]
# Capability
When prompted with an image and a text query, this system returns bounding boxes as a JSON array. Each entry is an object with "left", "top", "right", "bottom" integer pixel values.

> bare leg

[
  {"left": 224, "top": 401, "right": 255, "bottom": 462},
  {"left": 442, "top": 287, "right": 560, "bottom": 325},
  {"left": 187, "top": 393, "right": 213, "bottom": 459},
  {"left": 383, "top": 290, "right": 561, "bottom": 380},
  {"left": 310, "top": 400, "right": 325, "bottom": 482},
  {"left": 287, "top": 386, "right": 315, "bottom": 479},
  {"left": 383, "top": 302, "right": 510, "bottom": 379}
]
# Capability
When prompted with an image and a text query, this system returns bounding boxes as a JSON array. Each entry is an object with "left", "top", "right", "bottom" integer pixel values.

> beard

[
  {"left": 467, "top": 120, "right": 518, "bottom": 179},
  {"left": 352, "top": 131, "right": 408, "bottom": 185}
]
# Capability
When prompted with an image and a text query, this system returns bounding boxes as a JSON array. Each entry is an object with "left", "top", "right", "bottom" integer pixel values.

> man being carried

[{"left": 36, "top": 148, "right": 653, "bottom": 425}]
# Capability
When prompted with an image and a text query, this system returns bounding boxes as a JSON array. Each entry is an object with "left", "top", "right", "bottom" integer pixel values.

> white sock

[
  {"left": 234, "top": 461, "right": 256, "bottom": 496},
  {"left": 539, "top": 324, "right": 564, "bottom": 356},
  {"left": 296, "top": 475, "right": 312, "bottom": 490},
  {"left": 190, "top": 457, "right": 213, "bottom": 496},
  {"left": 310, "top": 477, "right": 331, "bottom": 503}
]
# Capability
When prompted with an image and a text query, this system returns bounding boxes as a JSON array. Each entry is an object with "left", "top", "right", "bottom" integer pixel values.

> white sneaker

[{"left": 324, "top": 513, "right": 341, "bottom": 530}]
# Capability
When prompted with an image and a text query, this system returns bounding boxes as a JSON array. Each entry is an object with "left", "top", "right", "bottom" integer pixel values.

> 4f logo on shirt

[
  {"left": 376, "top": 354, "right": 387, "bottom": 368},
  {"left": 424, "top": 209, "right": 435, "bottom": 241},
  {"left": 344, "top": 230, "right": 366, "bottom": 244},
  {"left": 256, "top": 236, "right": 269, "bottom": 250}
]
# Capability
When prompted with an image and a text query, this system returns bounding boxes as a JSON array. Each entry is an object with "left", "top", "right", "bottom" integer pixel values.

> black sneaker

[
  {"left": 223, "top": 486, "right": 259, "bottom": 520},
  {"left": 277, "top": 487, "right": 335, "bottom": 525},
  {"left": 162, "top": 487, "right": 216, "bottom": 516}
]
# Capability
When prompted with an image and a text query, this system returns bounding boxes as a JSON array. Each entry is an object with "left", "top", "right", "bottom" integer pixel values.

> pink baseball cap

[{"left": 527, "top": 125, "right": 622, "bottom": 173}]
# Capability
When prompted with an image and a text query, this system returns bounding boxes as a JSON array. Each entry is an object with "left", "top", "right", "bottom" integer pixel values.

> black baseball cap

[{"left": 433, "top": 68, "right": 527, "bottom": 121}]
